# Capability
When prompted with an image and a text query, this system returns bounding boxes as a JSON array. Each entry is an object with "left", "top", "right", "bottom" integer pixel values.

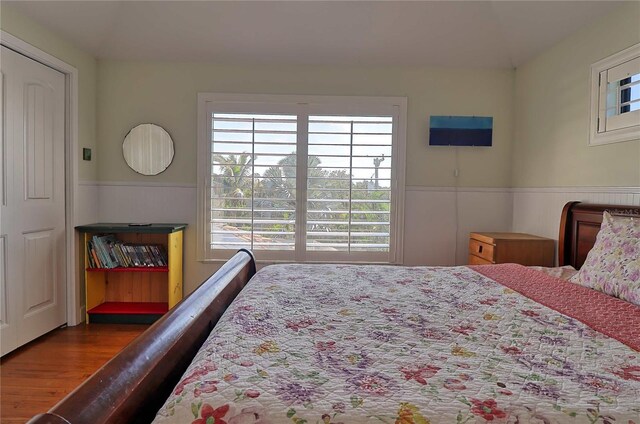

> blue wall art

[{"left": 429, "top": 116, "right": 493, "bottom": 146}]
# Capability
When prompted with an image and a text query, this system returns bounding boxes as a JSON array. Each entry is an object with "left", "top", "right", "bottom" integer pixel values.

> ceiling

[{"left": 4, "top": 1, "right": 625, "bottom": 68}]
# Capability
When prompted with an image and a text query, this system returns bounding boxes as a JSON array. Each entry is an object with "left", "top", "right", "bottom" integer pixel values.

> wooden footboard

[{"left": 27, "top": 249, "right": 256, "bottom": 424}]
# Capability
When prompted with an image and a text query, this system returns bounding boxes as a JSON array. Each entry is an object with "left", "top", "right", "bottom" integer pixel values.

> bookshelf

[{"left": 76, "top": 223, "right": 187, "bottom": 324}]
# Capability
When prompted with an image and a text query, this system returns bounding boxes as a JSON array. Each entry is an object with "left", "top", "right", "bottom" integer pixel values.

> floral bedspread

[{"left": 153, "top": 264, "right": 640, "bottom": 424}]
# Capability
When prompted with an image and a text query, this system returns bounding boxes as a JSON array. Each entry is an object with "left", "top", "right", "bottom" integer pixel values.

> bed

[{"left": 28, "top": 201, "right": 640, "bottom": 423}]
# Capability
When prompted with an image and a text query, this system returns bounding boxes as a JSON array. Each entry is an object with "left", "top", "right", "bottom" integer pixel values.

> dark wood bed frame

[
  {"left": 28, "top": 249, "right": 257, "bottom": 424},
  {"left": 558, "top": 202, "right": 640, "bottom": 269},
  {"left": 28, "top": 202, "right": 640, "bottom": 423}
]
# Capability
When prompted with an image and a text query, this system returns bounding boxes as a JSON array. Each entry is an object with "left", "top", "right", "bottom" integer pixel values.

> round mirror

[{"left": 123, "top": 124, "right": 174, "bottom": 175}]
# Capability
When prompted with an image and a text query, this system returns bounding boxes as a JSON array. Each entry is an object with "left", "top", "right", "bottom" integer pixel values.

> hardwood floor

[{"left": 1, "top": 323, "right": 148, "bottom": 424}]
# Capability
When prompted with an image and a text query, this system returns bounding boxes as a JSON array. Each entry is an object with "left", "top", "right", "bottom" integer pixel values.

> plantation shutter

[
  {"left": 600, "top": 57, "right": 640, "bottom": 132},
  {"left": 306, "top": 116, "right": 393, "bottom": 254},
  {"left": 200, "top": 95, "right": 405, "bottom": 263},
  {"left": 210, "top": 113, "right": 297, "bottom": 251}
]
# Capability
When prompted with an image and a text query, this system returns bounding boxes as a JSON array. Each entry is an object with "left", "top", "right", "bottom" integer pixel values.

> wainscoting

[
  {"left": 84, "top": 181, "right": 639, "bottom": 293},
  {"left": 403, "top": 187, "right": 513, "bottom": 266},
  {"left": 511, "top": 187, "right": 640, "bottom": 264},
  {"left": 76, "top": 183, "right": 99, "bottom": 226}
]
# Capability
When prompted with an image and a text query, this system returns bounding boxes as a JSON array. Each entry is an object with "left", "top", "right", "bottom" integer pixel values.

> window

[
  {"left": 590, "top": 43, "right": 640, "bottom": 146},
  {"left": 197, "top": 94, "right": 406, "bottom": 263}
]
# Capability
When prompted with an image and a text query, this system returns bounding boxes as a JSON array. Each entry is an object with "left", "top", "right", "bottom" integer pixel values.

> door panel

[
  {"left": 0, "top": 235, "right": 7, "bottom": 326},
  {"left": 25, "top": 82, "right": 54, "bottom": 200},
  {"left": 0, "top": 46, "right": 66, "bottom": 355},
  {"left": 23, "top": 229, "right": 55, "bottom": 314},
  {"left": 1, "top": 70, "right": 5, "bottom": 207}
]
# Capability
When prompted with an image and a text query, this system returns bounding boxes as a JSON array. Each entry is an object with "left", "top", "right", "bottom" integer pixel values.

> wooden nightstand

[{"left": 469, "top": 232, "right": 554, "bottom": 266}]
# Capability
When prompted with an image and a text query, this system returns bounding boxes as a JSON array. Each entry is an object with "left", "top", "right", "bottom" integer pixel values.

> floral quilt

[{"left": 153, "top": 264, "right": 640, "bottom": 424}]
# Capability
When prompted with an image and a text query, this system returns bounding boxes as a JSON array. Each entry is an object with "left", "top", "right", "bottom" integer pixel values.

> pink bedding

[
  {"left": 153, "top": 264, "right": 640, "bottom": 423},
  {"left": 473, "top": 264, "right": 640, "bottom": 351}
]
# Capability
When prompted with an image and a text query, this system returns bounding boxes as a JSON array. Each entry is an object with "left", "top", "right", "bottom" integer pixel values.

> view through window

[{"left": 200, "top": 95, "right": 405, "bottom": 263}]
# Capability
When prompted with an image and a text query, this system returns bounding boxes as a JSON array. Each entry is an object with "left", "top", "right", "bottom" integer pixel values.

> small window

[{"left": 590, "top": 43, "right": 640, "bottom": 146}]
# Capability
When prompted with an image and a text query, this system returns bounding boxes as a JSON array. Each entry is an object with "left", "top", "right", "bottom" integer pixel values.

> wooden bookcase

[{"left": 76, "top": 223, "right": 187, "bottom": 324}]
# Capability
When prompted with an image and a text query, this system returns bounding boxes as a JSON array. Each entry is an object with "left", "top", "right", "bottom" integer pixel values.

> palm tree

[
  {"left": 213, "top": 153, "right": 253, "bottom": 196},
  {"left": 259, "top": 153, "right": 324, "bottom": 206},
  {"left": 274, "top": 155, "right": 348, "bottom": 234},
  {"left": 260, "top": 154, "right": 297, "bottom": 206},
  {"left": 213, "top": 153, "right": 254, "bottom": 215}
]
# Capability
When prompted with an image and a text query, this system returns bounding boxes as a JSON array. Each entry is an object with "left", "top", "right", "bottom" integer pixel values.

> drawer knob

[{"left": 478, "top": 245, "right": 483, "bottom": 253}]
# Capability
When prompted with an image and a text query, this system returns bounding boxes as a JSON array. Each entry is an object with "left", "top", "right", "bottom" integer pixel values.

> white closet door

[{"left": 1, "top": 46, "right": 66, "bottom": 356}]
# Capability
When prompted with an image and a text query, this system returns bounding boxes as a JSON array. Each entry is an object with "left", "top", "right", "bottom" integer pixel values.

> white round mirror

[{"left": 123, "top": 123, "right": 174, "bottom": 175}]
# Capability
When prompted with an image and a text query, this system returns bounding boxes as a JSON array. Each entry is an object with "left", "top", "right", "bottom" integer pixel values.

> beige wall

[
  {"left": 5, "top": 1, "right": 639, "bottom": 298},
  {"left": 512, "top": 1, "right": 640, "bottom": 188},
  {"left": 1, "top": 5, "right": 98, "bottom": 181},
  {"left": 95, "top": 62, "right": 515, "bottom": 291},
  {"left": 97, "top": 61, "right": 514, "bottom": 188}
]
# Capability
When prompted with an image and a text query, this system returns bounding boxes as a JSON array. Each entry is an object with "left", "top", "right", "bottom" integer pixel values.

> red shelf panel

[
  {"left": 88, "top": 302, "right": 168, "bottom": 315},
  {"left": 86, "top": 266, "right": 168, "bottom": 273}
]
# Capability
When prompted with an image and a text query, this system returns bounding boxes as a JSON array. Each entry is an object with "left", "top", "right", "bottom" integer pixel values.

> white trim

[
  {"left": 81, "top": 180, "right": 197, "bottom": 189},
  {"left": 589, "top": 42, "right": 640, "bottom": 146},
  {"left": 201, "top": 257, "right": 401, "bottom": 265},
  {"left": 510, "top": 186, "right": 640, "bottom": 194},
  {"left": 1, "top": 31, "right": 81, "bottom": 326},
  {"left": 406, "top": 186, "right": 640, "bottom": 194},
  {"left": 197, "top": 94, "right": 208, "bottom": 262},
  {"left": 197, "top": 93, "right": 407, "bottom": 264},
  {"left": 294, "top": 107, "right": 309, "bottom": 263},
  {"left": 85, "top": 182, "right": 637, "bottom": 195},
  {"left": 393, "top": 99, "right": 407, "bottom": 265},
  {"left": 406, "top": 186, "right": 509, "bottom": 193},
  {"left": 198, "top": 93, "right": 408, "bottom": 107}
]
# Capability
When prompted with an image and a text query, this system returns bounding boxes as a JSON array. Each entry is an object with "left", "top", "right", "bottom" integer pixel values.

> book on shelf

[
  {"left": 149, "top": 245, "right": 167, "bottom": 266},
  {"left": 123, "top": 245, "right": 138, "bottom": 267},
  {"left": 87, "top": 241, "right": 98, "bottom": 268},
  {"left": 140, "top": 245, "right": 152, "bottom": 267},
  {"left": 87, "top": 235, "right": 169, "bottom": 269},
  {"left": 91, "top": 235, "right": 111, "bottom": 268}
]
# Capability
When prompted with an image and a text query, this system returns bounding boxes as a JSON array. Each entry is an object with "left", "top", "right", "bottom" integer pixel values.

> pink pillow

[{"left": 570, "top": 211, "right": 640, "bottom": 305}]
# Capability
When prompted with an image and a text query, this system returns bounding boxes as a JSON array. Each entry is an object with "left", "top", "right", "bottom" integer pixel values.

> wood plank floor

[{"left": 1, "top": 323, "right": 148, "bottom": 424}]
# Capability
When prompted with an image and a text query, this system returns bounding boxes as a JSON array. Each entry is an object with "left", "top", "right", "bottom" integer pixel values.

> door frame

[{"left": 1, "top": 30, "right": 81, "bottom": 326}]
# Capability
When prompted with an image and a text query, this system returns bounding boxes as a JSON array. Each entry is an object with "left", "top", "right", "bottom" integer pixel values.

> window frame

[
  {"left": 589, "top": 43, "right": 640, "bottom": 146},
  {"left": 197, "top": 93, "right": 407, "bottom": 264}
]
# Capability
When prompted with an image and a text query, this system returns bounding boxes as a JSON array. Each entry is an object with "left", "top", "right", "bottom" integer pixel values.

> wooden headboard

[{"left": 559, "top": 201, "right": 640, "bottom": 269}]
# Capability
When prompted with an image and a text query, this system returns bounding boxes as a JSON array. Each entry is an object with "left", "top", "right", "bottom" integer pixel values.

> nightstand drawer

[
  {"left": 468, "top": 254, "right": 493, "bottom": 265},
  {"left": 468, "top": 232, "right": 555, "bottom": 266},
  {"left": 469, "top": 238, "right": 494, "bottom": 262}
]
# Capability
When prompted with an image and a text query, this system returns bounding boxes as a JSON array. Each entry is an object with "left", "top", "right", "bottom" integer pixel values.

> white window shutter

[
  {"left": 198, "top": 94, "right": 406, "bottom": 263},
  {"left": 306, "top": 116, "right": 393, "bottom": 255},
  {"left": 210, "top": 113, "right": 298, "bottom": 252},
  {"left": 606, "top": 56, "right": 640, "bottom": 83}
]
